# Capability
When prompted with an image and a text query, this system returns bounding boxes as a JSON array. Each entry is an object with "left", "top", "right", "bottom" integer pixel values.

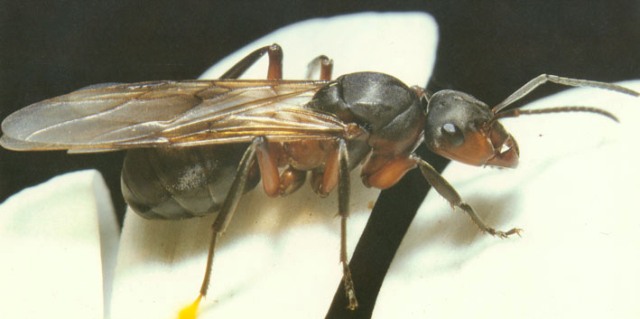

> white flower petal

[
  {"left": 0, "top": 170, "right": 119, "bottom": 319},
  {"left": 109, "top": 12, "right": 437, "bottom": 319},
  {"left": 377, "top": 81, "right": 640, "bottom": 318}
]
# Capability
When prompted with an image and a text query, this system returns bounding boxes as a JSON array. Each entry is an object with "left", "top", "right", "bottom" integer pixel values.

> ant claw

[{"left": 486, "top": 227, "right": 522, "bottom": 238}]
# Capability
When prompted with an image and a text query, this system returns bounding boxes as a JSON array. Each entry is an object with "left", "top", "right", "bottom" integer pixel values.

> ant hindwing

[{"left": 1, "top": 44, "right": 638, "bottom": 315}]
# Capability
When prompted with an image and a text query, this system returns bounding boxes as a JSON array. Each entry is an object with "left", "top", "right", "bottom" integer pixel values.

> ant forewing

[{"left": 1, "top": 44, "right": 638, "bottom": 316}]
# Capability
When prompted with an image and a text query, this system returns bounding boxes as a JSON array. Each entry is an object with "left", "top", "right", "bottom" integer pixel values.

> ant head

[
  {"left": 422, "top": 90, "right": 519, "bottom": 168},
  {"left": 419, "top": 74, "right": 630, "bottom": 168}
]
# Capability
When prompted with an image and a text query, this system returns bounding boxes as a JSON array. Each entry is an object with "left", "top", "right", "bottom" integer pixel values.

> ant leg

[
  {"left": 318, "top": 138, "right": 357, "bottom": 308},
  {"left": 181, "top": 138, "right": 262, "bottom": 316},
  {"left": 335, "top": 139, "right": 358, "bottom": 310},
  {"left": 198, "top": 137, "right": 262, "bottom": 298},
  {"left": 413, "top": 156, "right": 522, "bottom": 238},
  {"left": 492, "top": 74, "right": 640, "bottom": 113},
  {"left": 305, "top": 55, "right": 333, "bottom": 80},
  {"left": 254, "top": 141, "right": 282, "bottom": 197},
  {"left": 219, "top": 43, "right": 283, "bottom": 80},
  {"left": 278, "top": 166, "right": 306, "bottom": 196}
]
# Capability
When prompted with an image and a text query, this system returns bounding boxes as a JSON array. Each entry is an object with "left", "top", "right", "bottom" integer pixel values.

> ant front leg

[
  {"left": 219, "top": 44, "right": 283, "bottom": 80},
  {"left": 413, "top": 156, "right": 522, "bottom": 238}
]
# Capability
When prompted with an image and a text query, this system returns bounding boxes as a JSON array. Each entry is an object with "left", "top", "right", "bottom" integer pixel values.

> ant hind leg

[{"left": 219, "top": 44, "right": 283, "bottom": 80}]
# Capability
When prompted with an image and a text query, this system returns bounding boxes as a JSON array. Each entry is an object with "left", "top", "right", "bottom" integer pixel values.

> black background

[{"left": 1, "top": 1, "right": 639, "bottom": 318}]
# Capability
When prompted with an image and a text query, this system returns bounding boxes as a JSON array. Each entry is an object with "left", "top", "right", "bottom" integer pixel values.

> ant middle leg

[
  {"left": 336, "top": 139, "right": 359, "bottom": 310},
  {"left": 219, "top": 43, "right": 335, "bottom": 81},
  {"left": 306, "top": 55, "right": 333, "bottom": 80},
  {"left": 319, "top": 139, "right": 358, "bottom": 309}
]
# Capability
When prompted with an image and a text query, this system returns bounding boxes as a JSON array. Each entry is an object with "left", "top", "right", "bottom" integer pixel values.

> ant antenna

[
  {"left": 491, "top": 74, "right": 639, "bottom": 114},
  {"left": 488, "top": 74, "right": 639, "bottom": 124},
  {"left": 493, "top": 106, "right": 619, "bottom": 122}
]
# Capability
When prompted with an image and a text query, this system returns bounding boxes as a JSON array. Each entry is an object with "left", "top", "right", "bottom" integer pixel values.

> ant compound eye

[{"left": 440, "top": 122, "right": 465, "bottom": 147}]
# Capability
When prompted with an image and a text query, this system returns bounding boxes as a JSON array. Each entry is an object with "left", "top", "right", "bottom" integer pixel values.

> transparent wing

[{"left": 0, "top": 79, "right": 348, "bottom": 152}]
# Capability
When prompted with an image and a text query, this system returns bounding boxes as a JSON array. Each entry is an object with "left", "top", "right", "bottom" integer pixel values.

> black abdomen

[{"left": 121, "top": 144, "right": 258, "bottom": 219}]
